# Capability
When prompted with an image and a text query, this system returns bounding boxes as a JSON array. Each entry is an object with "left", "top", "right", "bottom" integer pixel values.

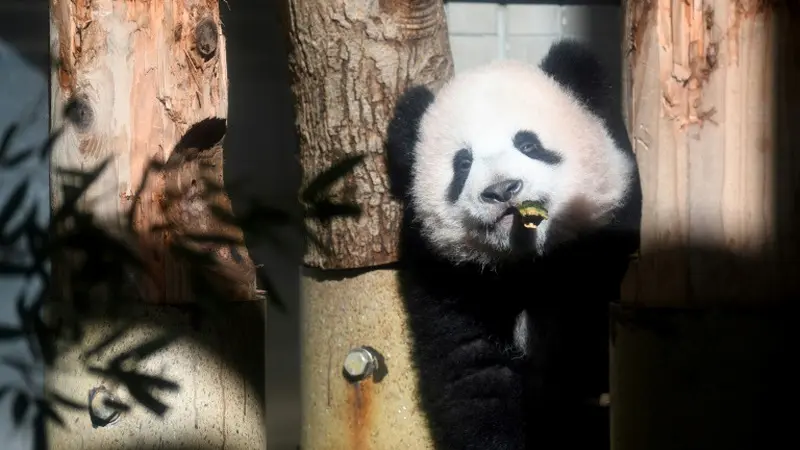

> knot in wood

[
  {"left": 194, "top": 17, "right": 218, "bottom": 60},
  {"left": 64, "top": 94, "right": 93, "bottom": 131}
]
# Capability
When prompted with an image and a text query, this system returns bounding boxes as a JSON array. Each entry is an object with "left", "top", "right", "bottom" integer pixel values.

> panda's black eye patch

[
  {"left": 513, "top": 130, "right": 562, "bottom": 165},
  {"left": 447, "top": 148, "right": 472, "bottom": 203},
  {"left": 453, "top": 148, "right": 472, "bottom": 172}
]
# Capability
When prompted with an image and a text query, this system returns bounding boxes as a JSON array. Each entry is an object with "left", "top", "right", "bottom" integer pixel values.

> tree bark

[
  {"left": 286, "top": 0, "right": 454, "bottom": 269},
  {"left": 614, "top": 1, "right": 798, "bottom": 449},
  {"left": 49, "top": 0, "right": 259, "bottom": 304}
]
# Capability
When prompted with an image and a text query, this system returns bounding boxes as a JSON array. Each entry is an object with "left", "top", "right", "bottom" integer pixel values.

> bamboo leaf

[
  {"left": 37, "top": 400, "right": 67, "bottom": 428},
  {"left": 0, "top": 325, "right": 24, "bottom": 340},
  {"left": 101, "top": 397, "right": 130, "bottom": 413},
  {"left": 49, "top": 391, "right": 87, "bottom": 411},
  {"left": 0, "top": 147, "right": 34, "bottom": 168},
  {"left": 301, "top": 153, "right": 365, "bottom": 203},
  {"left": 12, "top": 392, "right": 29, "bottom": 426},
  {"left": 0, "top": 124, "right": 19, "bottom": 159},
  {"left": 0, "top": 386, "right": 11, "bottom": 402},
  {"left": 306, "top": 200, "right": 361, "bottom": 223},
  {"left": 38, "top": 127, "right": 63, "bottom": 160},
  {"left": 112, "top": 332, "right": 177, "bottom": 364},
  {"left": 82, "top": 323, "right": 134, "bottom": 360},
  {"left": 0, "top": 181, "right": 29, "bottom": 230}
]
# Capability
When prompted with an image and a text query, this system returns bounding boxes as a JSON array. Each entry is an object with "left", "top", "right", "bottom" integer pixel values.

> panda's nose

[{"left": 480, "top": 179, "right": 523, "bottom": 203}]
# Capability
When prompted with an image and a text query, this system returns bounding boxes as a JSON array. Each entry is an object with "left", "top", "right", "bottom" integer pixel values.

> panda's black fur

[{"left": 385, "top": 39, "right": 642, "bottom": 450}]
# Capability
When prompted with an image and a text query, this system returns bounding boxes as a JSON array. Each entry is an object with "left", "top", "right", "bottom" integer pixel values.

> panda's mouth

[
  {"left": 490, "top": 207, "right": 516, "bottom": 225},
  {"left": 485, "top": 201, "right": 549, "bottom": 232},
  {"left": 499, "top": 207, "right": 517, "bottom": 220},
  {"left": 486, "top": 202, "right": 549, "bottom": 234}
]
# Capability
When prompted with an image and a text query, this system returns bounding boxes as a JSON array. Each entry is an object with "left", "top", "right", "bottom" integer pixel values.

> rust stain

[{"left": 347, "top": 379, "right": 375, "bottom": 450}]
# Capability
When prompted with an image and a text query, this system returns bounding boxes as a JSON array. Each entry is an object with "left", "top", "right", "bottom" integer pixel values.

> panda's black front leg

[
  {"left": 519, "top": 262, "right": 616, "bottom": 450},
  {"left": 400, "top": 278, "right": 527, "bottom": 450},
  {"left": 520, "top": 307, "right": 607, "bottom": 450}
]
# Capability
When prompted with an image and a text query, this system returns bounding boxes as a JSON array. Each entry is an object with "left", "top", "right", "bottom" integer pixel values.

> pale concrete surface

[
  {"left": 46, "top": 302, "right": 266, "bottom": 450},
  {"left": 300, "top": 269, "right": 435, "bottom": 450}
]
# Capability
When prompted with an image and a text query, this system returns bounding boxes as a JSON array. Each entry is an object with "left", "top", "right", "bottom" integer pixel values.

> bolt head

[
  {"left": 88, "top": 386, "right": 122, "bottom": 427},
  {"left": 343, "top": 348, "right": 376, "bottom": 379}
]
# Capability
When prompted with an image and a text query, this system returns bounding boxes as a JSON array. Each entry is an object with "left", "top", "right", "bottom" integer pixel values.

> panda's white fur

[{"left": 410, "top": 59, "right": 635, "bottom": 268}]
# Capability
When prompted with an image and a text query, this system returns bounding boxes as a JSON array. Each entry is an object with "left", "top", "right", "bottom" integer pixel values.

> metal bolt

[
  {"left": 88, "top": 386, "right": 123, "bottom": 428},
  {"left": 343, "top": 347, "right": 378, "bottom": 382}
]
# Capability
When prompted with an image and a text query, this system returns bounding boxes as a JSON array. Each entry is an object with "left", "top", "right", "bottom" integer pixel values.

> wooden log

[
  {"left": 49, "top": 0, "right": 259, "bottom": 304},
  {"left": 286, "top": 0, "right": 454, "bottom": 270},
  {"left": 614, "top": 1, "right": 798, "bottom": 449},
  {"left": 620, "top": 0, "right": 800, "bottom": 306}
]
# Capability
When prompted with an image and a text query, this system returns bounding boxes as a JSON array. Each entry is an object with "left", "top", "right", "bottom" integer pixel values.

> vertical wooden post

[
  {"left": 47, "top": 1, "right": 267, "bottom": 447},
  {"left": 284, "top": 0, "right": 453, "bottom": 448},
  {"left": 49, "top": 0, "right": 258, "bottom": 304},
  {"left": 615, "top": 1, "right": 798, "bottom": 448}
]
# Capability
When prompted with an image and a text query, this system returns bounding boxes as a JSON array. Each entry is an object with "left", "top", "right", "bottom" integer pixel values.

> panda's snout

[{"left": 480, "top": 179, "right": 523, "bottom": 204}]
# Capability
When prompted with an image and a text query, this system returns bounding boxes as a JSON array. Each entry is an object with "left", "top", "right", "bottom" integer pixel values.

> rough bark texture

[
  {"left": 620, "top": 0, "right": 800, "bottom": 307},
  {"left": 49, "top": 0, "right": 259, "bottom": 304},
  {"left": 286, "top": 0, "right": 454, "bottom": 269}
]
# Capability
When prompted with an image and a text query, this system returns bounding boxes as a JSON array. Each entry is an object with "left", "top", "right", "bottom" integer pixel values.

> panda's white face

[{"left": 409, "top": 59, "right": 635, "bottom": 268}]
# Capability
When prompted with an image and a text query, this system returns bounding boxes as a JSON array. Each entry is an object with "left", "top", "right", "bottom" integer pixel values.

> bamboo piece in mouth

[{"left": 515, "top": 200, "right": 548, "bottom": 229}]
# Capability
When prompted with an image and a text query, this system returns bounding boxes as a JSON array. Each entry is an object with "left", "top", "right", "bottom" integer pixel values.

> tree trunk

[
  {"left": 285, "top": 1, "right": 454, "bottom": 448},
  {"left": 49, "top": 0, "right": 259, "bottom": 305},
  {"left": 614, "top": 1, "right": 798, "bottom": 448},
  {"left": 287, "top": 0, "right": 453, "bottom": 270}
]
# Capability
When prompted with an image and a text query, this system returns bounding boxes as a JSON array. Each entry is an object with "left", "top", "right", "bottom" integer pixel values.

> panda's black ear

[
  {"left": 385, "top": 85, "right": 435, "bottom": 200},
  {"left": 539, "top": 39, "right": 612, "bottom": 118}
]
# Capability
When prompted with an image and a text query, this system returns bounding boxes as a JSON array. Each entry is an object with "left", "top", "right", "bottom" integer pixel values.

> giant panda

[{"left": 385, "top": 39, "right": 642, "bottom": 450}]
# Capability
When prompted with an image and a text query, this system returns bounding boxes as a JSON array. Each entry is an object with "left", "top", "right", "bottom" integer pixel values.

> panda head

[{"left": 386, "top": 40, "right": 638, "bottom": 268}]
